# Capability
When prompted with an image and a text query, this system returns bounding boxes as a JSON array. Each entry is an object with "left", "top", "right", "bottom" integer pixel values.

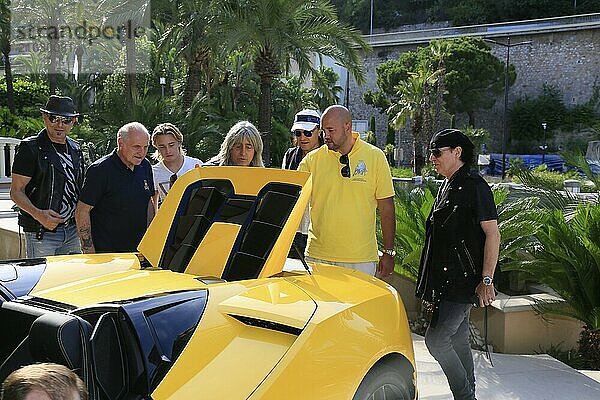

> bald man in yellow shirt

[{"left": 298, "top": 105, "right": 396, "bottom": 278}]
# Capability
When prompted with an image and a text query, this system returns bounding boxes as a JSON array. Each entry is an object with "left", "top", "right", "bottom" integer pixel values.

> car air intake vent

[
  {"left": 230, "top": 315, "right": 302, "bottom": 336},
  {"left": 20, "top": 297, "right": 76, "bottom": 312}
]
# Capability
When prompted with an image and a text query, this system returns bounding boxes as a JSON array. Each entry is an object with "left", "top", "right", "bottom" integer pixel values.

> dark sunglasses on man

[
  {"left": 339, "top": 154, "right": 350, "bottom": 178},
  {"left": 46, "top": 114, "right": 76, "bottom": 125},
  {"left": 293, "top": 129, "right": 316, "bottom": 138},
  {"left": 429, "top": 147, "right": 451, "bottom": 158}
]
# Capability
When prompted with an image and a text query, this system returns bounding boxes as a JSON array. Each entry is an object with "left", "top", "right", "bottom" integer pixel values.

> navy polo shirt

[{"left": 80, "top": 150, "right": 155, "bottom": 253}]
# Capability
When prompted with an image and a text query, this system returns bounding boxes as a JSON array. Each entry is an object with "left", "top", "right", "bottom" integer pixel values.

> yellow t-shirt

[{"left": 298, "top": 136, "right": 394, "bottom": 262}]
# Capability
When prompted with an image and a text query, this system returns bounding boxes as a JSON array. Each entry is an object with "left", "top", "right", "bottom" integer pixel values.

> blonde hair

[
  {"left": 151, "top": 122, "right": 186, "bottom": 161},
  {"left": 211, "top": 121, "right": 264, "bottom": 167},
  {"left": 1, "top": 363, "right": 87, "bottom": 400}
]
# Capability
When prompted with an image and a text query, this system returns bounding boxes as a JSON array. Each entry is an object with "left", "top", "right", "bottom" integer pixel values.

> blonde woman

[{"left": 207, "top": 121, "right": 264, "bottom": 167}]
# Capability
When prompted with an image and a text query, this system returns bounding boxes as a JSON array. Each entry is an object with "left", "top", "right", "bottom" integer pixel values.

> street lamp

[
  {"left": 540, "top": 122, "right": 548, "bottom": 164},
  {"left": 369, "top": 0, "right": 374, "bottom": 35},
  {"left": 159, "top": 73, "right": 166, "bottom": 97},
  {"left": 484, "top": 37, "right": 532, "bottom": 179}
]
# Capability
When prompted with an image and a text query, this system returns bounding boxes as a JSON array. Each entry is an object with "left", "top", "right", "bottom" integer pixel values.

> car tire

[{"left": 352, "top": 360, "right": 413, "bottom": 400}]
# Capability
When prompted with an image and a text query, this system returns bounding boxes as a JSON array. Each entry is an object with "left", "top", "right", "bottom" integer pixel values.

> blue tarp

[{"left": 484, "top": 154, "right": 565, "bottom": 176}]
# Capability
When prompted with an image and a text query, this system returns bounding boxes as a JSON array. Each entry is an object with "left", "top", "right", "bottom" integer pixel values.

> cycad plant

[
  {"left": 388, "top": 185, "right": 435, "bottom": 281},
  {"left": 502, "top": 156, "right": 600, "bottom": 368}
]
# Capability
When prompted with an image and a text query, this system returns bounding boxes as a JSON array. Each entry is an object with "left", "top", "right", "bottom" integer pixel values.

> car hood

[{"left": 138, "top": 166, "right": 311, "bottom": 280}]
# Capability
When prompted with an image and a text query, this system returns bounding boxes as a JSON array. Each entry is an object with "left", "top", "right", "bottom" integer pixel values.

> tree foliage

[
  {"left": 220, "top": 0, "right": 369, "bottom": 165},
  {"left": 433, "top": 0, "right": 600, "bottom": 26},
  {"left": 366, "top": 38, "right": 506, "bottom": 126},
  {"left": 331, "top": 0, "right": 434, "bottom": 34},
  {"left": 509, "top": 84, "right": 600, "bottom": 142}
]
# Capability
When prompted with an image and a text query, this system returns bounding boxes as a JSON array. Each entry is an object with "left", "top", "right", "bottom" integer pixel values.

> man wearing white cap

[
  {"left": 282, "top": 109, "right": 323, "bottom": 257},
  {"left": 282, "top": 109, "right": 323, "bottom": 170}
]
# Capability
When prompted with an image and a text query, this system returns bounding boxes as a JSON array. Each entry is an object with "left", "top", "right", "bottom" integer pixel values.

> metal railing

[
  {"left": 364, "top": 13, "right": 600, "bottom": 47},
  {"left": 0, "top": 137, "right": 20, "bottom": 184}
]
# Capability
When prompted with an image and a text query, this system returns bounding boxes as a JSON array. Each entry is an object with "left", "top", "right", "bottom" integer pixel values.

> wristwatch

[
  {"left": 482, "top": 275, "right": 493, "bottom": 286},
  {"left": 382, "top": 249, "right": 396, "bottom": 257}
]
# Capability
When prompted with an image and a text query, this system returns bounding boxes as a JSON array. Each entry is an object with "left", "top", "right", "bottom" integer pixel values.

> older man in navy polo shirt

[{"left": 75, "top": 122, "right": 157, "bottom": 253}]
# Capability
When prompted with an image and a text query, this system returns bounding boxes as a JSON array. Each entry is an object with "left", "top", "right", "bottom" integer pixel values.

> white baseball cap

[{"left": 291, "top": 109, "right": 321, "bottom": 131}]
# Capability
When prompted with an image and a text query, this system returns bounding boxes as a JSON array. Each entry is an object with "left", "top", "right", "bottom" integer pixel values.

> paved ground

[{"left": 413, "top": 334, "right": 600, "bottom": 399}]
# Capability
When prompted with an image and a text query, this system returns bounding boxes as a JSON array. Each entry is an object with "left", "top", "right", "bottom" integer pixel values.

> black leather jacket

[
  {"left": 17, "top": 130, "right": 85, "bottom": 232},
  {"left": 416, "top": 165, "right": 493, "bottom": 304}
]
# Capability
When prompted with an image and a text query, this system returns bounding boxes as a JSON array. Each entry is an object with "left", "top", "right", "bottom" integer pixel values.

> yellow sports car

[{"left": 0, "top": 167, "right": 416, "bottom": 399}]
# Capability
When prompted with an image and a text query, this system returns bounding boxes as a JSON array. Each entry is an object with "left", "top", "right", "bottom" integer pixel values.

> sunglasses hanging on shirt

[{"left": 339, "top": 154, "right": 350, "bottom": 178}]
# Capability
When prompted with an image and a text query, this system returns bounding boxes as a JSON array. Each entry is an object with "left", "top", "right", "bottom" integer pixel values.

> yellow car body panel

[
  {"left": 31, "top": 268, "right": 204, "bottom": 307},
  {"left": 248, "top": 265, "right": 416, "bottom": 399},
  {"left": 183, "top": 222, "right": 241, "bottom": 277},
  {"left": 30, "top": 253, "right": 142, "bottom": 293},
  {"left": 152, "top": 279, "right": 315, "bottom": 400},
  {"left": 217, "top": 280, "right": 317, "bottom": 330}
]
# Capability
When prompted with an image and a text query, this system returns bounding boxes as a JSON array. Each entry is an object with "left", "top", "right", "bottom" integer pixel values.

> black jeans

[{"left": 425, "top": 299, "right": 475, "bottom": 400}]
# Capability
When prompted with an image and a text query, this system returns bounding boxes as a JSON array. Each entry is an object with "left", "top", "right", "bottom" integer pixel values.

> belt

[{"left": 57, "top": 217, "right": 76, "bottom": 228}]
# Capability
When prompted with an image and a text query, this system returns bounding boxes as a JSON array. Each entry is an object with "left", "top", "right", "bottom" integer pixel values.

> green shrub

[
  {"left": 509, "top": 84, "right": 600, "bottom": 143},
  {"left": 390, "top": 167, "right": 413, "bottom": 178},
  {"left": 0, "top": 107, "right": 44, "bottom": 138},
  {"left": 0, "top": 77, "right": 49, "bottom": 111},
  {"left": 510, "top": 164, "right": 591, "bottom": 192}
]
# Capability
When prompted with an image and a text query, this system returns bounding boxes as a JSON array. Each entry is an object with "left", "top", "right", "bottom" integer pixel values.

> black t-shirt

[
  {"left": 11, "top": 144, "right": 36, "bottom": 177},
  {"left": 79, "top": 150, "right": 155, "bottom": 253}
]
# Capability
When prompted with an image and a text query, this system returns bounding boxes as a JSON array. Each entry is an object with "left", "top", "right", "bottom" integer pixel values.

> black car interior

[
  {"left": 159, "top": 179, "right": 302, "bottom": 280},
  {"left": 0, "top": 290, "right": 207, "bottom": 400}
]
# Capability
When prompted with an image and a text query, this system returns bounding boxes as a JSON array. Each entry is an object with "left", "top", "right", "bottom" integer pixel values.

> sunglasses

[
  {"left": 294, "top": 129, "right": 315, "bottom": 138},
  {"left": 339, "top": 154, "right": 350, "bottom": 178},
  {"left": 169, "top": 173, "right": 178, "bottom": 186},
  {"left": 46, "top": 114, "right": 76, "bottom": 125},
  {"left": 429, "top": 147, "right": 451, "bottom": 158}
]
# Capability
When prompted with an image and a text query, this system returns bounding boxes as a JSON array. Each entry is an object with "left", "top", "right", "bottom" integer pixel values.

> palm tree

[
  {"left": 99, "top": 0, "right": 151, "bottom": 107},
  {"left": 157, "top": 0, "right": 224, "bottom": 110},
  {"left": 10, "top": 0, "right": 65, "bottom": 93},
  {"left": 428, "top": 40, "right": 449, "bottom": 131},
  {"left": 311, "top": 65, "right": 342, "bottom": 111},
  {"left": 388, "top": 69, "right": 438, "bottom": 174},
  {"left": 0, "top": 0, "right": 15, "bottom": 112},
  {"left": 222, "top": 0, "right": 369, "bottom": 165}
]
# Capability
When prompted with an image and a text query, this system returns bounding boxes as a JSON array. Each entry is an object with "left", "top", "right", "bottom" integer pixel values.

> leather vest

[
  {"left": 17, "top": 130, "right": 85, "bottom": 231},
  {"left": 416, "top": 166, "right": 488, "bottom": 303}
]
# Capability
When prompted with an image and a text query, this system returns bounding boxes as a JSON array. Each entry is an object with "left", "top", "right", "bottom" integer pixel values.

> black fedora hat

[{"left": 40, "top": 95, "right": 80, "bottom": 117}]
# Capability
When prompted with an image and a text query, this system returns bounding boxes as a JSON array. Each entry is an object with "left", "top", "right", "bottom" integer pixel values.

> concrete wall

[
  {"left": 471, "top": 296, "right": 584, "bottom": 354},
  {"left": 0, "top": 227, "right": 25, "bottom": 260},
  {"left": 349, "top": 27, "right": 600, "bottom": 164}
]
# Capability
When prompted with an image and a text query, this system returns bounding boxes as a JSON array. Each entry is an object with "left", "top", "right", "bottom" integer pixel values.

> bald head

[
  {"left": 322, "top": 105, "right": 352, "bottom": 125},
  {"left": 321, "top": 105, "right": 354, "bottom": 154}
]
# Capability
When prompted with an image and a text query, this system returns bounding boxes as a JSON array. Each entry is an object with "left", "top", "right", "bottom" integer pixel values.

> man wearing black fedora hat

[{"left": 10, "top": 95, "right": 85, "bottom": 257}]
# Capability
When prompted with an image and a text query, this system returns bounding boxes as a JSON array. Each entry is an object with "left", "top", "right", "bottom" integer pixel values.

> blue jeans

[
  {"left": 24, "top": 223, "right": 81, "bottom": 258},
  {"left": 425, "top": 300, "right": 475, "bottom": 400}
]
